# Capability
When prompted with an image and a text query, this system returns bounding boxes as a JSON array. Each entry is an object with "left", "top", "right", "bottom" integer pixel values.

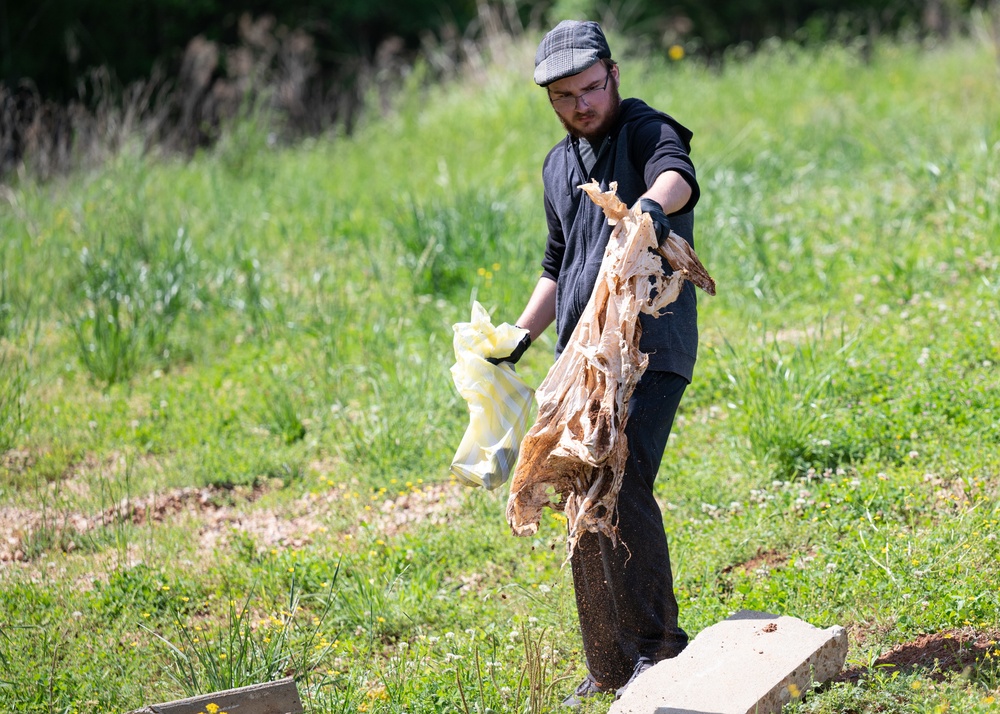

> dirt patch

[
  {"left": 1, "top": 448, "right": 35, "bottom": 474},
  {"left": 1, "top": 477, "right": 472, "bottom": 563},
  {"left": 0, "top": 484, "right": 267, "bottom": 562},
  {"left": 715, "top": 547, "right": 819, "bottom": 600},
  {"left": 198, "top": 503, "right": 327, "bottom": 553},
  {"left": 186, "top": 479, "right": 469, "bottom": 555},
  {"left": 923, "top": 472, "right": 998, "bottom": 510},
  {"left": 722, "top": 548, "right": 793, "bottom": 575},
  {"left": 837, "top": 628, "right": 1000, "bottom": 682},
  {"left": 0, "top": 505, "right": 46, "bottom": 561},
  {"left": 200, "top": 482, "right": 468, "bottom": 551},
  {"left": 368, "top": 482, "right": 467, "bottom": 538}
]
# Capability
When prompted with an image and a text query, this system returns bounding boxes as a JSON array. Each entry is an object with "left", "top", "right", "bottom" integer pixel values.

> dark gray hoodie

[{"left": 540, "top": 97, "right": 700, "bottom": 380}]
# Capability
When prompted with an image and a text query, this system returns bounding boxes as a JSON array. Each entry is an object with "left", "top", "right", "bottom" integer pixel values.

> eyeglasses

[{"left": 548, "top": 70, "right": 611, "bottom": 111}]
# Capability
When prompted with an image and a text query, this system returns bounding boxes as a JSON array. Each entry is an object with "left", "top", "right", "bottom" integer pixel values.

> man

[{"left": 492, "top": 20, "right": 701, "bottom": 706}]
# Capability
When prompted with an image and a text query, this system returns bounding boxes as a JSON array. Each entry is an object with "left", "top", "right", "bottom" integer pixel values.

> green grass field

[{"left": 1, "top": 20, "right": 999, "bottom": 714}]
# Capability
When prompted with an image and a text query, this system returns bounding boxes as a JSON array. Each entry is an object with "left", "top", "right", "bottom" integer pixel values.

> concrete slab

[{"left": 610, "top": 610, "right": 848, "bottom": 714}]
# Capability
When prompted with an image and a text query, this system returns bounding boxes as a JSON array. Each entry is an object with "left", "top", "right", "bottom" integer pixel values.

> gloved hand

[
  {"left": 487, "top": 331, "right": 531, "bottom": 366},
  {"left": 636, "top": 197, "right": 672, "bottom": 246}
]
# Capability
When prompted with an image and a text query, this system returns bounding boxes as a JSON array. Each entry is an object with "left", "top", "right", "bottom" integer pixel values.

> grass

[{"left": 0, "top": 19, "right": 999, "bottom": 714}]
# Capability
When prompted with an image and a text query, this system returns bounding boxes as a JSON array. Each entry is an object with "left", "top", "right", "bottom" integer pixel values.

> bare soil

[
  {"left": 1, "top": 475, "right": 467, "bottom": 564},
  {"left": 837, "top": 627, "right": 1000, "bottom": 682}
]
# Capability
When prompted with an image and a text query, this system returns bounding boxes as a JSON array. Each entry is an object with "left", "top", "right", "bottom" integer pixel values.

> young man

[{"left": 492, "top": 20, "right": 701, "bottom": 706}]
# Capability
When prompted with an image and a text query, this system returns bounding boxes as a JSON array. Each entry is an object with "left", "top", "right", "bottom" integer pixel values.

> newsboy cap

[{"left": 534, "top": 20, "right": 611, "bottom": 87}]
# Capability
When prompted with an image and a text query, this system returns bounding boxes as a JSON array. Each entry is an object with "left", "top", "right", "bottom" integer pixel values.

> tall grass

[
  {"left": 0, "top": 22, "right": 998, "bottom": 714},
  {"left": 0, "top": 246, "right": 33, "bottom": 342},
  {"left": 70, "top": 231, "right": 195, "bottom": 386},
  {"left": 0, "top": 353, "right": 26, "bottom": 454},
  {"left": 149, "top": 577, "right": 337, "bottom": 696},
  {"left": 722, "top": 327, "right": 867, "bottom": 478}
]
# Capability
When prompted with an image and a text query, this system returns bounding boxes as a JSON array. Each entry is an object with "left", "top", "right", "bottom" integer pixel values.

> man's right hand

[{"left": 487, "top": 332, "right": 531, "bottom": 365}]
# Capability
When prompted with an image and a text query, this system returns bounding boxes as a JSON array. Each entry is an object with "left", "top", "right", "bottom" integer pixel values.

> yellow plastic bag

[{"left": 450, "top": 301, "right": 535, "bottom": 490}]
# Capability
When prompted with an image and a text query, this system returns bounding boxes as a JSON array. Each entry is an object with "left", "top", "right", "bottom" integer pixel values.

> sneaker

[
  {"left": 562, "top": 673, "right": 610, "bottom": 708},
  {"left": 615, "top": 658, "right": 654, "bottom": 700}
]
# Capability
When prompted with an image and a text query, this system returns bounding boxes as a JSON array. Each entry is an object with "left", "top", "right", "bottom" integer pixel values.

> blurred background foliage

[
  {"left": 4, "top": 0, "right": 987, "bottom": 98},
  {"left": 1, "top": 0, "right": 487, "bottom": 101},
  {"left": 1, "top": 0, "right": 996, "bottom": 178}
]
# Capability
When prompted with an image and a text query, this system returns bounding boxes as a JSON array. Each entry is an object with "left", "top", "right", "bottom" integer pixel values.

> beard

[{"left": 557, "top": 81, "right": 622, "bottom": 144}]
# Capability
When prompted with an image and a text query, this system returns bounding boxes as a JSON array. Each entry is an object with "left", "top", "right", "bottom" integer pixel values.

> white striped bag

[{"left": 450, "top": 302, "right": 535, "bottom": 490}]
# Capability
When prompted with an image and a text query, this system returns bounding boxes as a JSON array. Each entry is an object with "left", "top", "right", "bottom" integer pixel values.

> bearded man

[{"left": 490, "top": 20, "right": 702, "bottom": 706}]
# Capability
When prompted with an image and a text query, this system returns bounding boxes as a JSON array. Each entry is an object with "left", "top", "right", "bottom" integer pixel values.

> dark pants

[{"left": 570, "top": 370, "right": 689, "bottom": 688}]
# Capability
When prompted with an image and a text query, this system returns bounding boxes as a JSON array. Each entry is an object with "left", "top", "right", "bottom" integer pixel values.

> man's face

[{"left": 547, "top": 61, "right": 621, "bottom": 143}]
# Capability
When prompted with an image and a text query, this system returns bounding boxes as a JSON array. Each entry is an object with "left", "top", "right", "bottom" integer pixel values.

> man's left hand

[{"left": 636, "top": 197, "right": 672, "bottom": 246}]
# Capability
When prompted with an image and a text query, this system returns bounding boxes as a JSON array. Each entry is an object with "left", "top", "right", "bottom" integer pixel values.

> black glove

[
  {"left": 486, "top": 331, "right": 531, "bottom": 366},
  {"left": 637, "top": 197, "right": 672, "bottom": 246}
]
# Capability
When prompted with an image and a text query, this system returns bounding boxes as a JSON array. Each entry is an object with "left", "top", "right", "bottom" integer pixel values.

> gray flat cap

[{"left": 534, "top": 20, "right": 611, "bottom": 87}]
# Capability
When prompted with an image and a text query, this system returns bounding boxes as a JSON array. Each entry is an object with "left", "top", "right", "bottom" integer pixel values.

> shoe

[
  {"left": 615, "top": 658, "right": 654, "bottom": 700},
  {"left": 562, "top": 673, "right": 610, "bottom": 708}
]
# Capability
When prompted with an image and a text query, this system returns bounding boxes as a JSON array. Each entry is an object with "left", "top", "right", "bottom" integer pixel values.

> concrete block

[
  {"left": 127, "top": 677, "right": 302, "bottom": 714},
  {"left": 610, "top": 610, "right": 848, "bottom": 714}
]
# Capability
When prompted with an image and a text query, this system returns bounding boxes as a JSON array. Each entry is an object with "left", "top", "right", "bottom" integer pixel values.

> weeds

[
  {"left": 333, "top": 358, "right": 454, "bottom": 480},
  {"left": 92, "top": 564, "right": 186, "bottom": 622},
  {"left": 233, "top": 252, "right": 273, "bottom": 336},
  {"left": 305, "top": 670, "right": 360, "bottom": 713},
  {"left": 260, "top": 381, "right": 306, "bottom": 444},
  {"left": 0, "top": 251, "right": 32, "bottom": 342},
  {"left": 393, "top": 188, "right": 520, "bottom": 298},
  {"left": 70, "top": 232, "right": 194, "bottom": 386},
  {"left": 450, "top": 625, "right": 572, "bottom": 714},
  {"left": 0, "top": 352, "right": 26, "bottom": 453},
  {"left": 520, "top": 624, "right": 574, "bottom": 714},
  {"left": 723, "top": 329, "right": 863, "bottom": 478},
  {"left": 149, "top": 576, "right": 337, "bottom": 696},
  {"left": 95, "top": 452, "right": 138, "bottom": 569}
]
